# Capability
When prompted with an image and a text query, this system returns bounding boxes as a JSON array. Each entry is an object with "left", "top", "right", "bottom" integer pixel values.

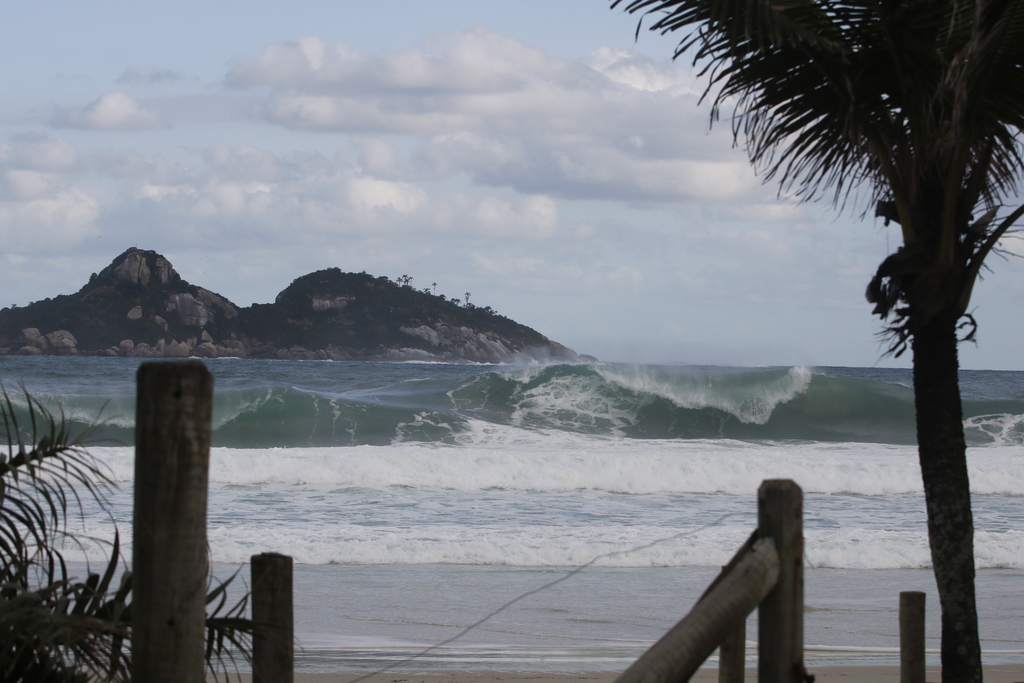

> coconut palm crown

[{"left": 613, "top": 0, "right": 1024, "bottom": 681}]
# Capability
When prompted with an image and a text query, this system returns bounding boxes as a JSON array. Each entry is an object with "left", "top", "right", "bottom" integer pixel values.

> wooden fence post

[
  {"left": 758, "top": 479, "right": 805, "bottom": 683},
  {"left": 132, "top": 360, "right": 214, "bottom": 683},
  {"left": 900, "top": 591, "right": 926, "bottom": 683},
  {"left": 252, "top": 552, "right": 295, "bottom": 683},
  {"left": 718, "top": 618, "right": 746, "bottom": 683}
]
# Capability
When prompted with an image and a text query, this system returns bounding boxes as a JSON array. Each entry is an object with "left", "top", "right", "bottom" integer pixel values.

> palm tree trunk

[{"left": 911, "top": 312, "right": 982, "bottom": 683}]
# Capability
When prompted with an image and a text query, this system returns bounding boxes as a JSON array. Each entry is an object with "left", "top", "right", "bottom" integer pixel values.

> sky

[{"left": 2, "top": 1, "right": 1022, "bottom": 368}]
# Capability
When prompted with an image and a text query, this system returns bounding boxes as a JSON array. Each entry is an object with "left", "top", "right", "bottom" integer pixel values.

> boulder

[
  {"left": 220, "top": 339, "right": 248, "bottom": 357},
  {"left": 193, "top": 342, "right": 218, "bottom": 358},
  {"left": 277, "top": 346, "right": 318, "bottom": 360},
  {"left": 167, "top": 293, "right": 213, "bottom": 327},
  {"left": 201, "top": 330, "right": 213, "bottom": 343},
  {"left": 166, "top": 341, "right": 191, "bottom": 358},
  {"left": 21, "top": 328, "right": 49, "bottom": 351},
  {"left": 16, "top": 345, "right": 42, "bottom": 356},
  {"left": 119, "top": 339, "right": 134, "bottom": 350},
  {"left": 112, "top": 250, "right": 151, "bottom": 286},
  {"left": 127, "top": 306, "right": 142, "bottom": 320},
  {"left": 46, "top": 330, "right": 78, "bottom": 355},
  {"left": 153, "top": 315, "right": 169, "bottom": 331},
  {"left": 127, "top": 342, "right": 155, "bottom": 358},
  {"left": 153, "top": 256, "right": 177, "bottom": 285},
  {"left": 326, "top": 348, "right": 352, "bottom": 361}
]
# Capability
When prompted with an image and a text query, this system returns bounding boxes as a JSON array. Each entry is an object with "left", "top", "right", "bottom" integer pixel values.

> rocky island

[{"left": 0, "top": 248, "right": 577, "bottom": 363}]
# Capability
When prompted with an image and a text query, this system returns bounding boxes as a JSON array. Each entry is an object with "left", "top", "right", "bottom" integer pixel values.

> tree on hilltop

[{"left": 613, "top": 0, "right": 1024, "bottom": 680}]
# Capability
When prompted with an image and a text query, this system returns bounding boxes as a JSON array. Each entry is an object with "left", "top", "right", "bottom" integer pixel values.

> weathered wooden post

[
  {"left": 718, "top": 618, "right": 746, "bottom": 683},
  {"left": 252, "top": 552, "right": 295, "bottom": 683},
  {"left": 716, "top": 559, "right": 747, "bottom": 683},
  {"left": 758, "top": 479, "right": 805, "bottom": 683},
  {"left": 132, "top": 361, "right": 213, "bottom": 683},
  {"left": 900, "top": 591, "right": 926, "bottom": 683}
]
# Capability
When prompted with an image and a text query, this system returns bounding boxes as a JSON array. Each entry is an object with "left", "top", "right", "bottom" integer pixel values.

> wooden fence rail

[
  {"left": 616, "top": 539, "right": 779, "bottom": 683},
  {"left": 615, "top": 479, "right": 806, "bottom": 683}
]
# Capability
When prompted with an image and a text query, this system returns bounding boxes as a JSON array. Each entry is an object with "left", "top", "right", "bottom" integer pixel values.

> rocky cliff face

[{"left": 0, "top": 249, "right": 576, "bottom": 363}]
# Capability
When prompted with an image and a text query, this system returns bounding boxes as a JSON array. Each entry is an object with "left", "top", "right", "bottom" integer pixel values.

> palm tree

[{"left": 612, "top": 1, "right": 1024, "bottom": 680}]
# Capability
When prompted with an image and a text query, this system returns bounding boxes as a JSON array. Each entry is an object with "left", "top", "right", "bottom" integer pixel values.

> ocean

[{"left": 2, "top": 356, "right": 1023, "bottom": 673}]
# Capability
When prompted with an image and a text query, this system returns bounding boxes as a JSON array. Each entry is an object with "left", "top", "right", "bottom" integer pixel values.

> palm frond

[
  {"left": 0, "top": 387, "right": 113, "bottom": 589},
  {"left": 203, "top": 569, "right": 254, "bottom": 682},
  {"left": 0, "top": 544, "right": 131, "bottom": 682}
]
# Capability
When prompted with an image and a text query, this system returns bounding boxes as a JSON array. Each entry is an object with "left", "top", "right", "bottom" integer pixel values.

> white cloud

[
  {"left": 224, "top": 29, "right": 757, "bottom": 204},
  {"left": 202, "top": 143, "right": 283, "bottom": 182},
  {"left": 0, "top": 135, "right": 78, "bottom": 172},
  {"left": 0, "top": 188, "right": 99, "bottom": 251},
  {"left": 23, "top": 139, "right": 571, "bottom": 248},
  {"left": 57, "top": 91, "right": 166, "bottom": 131},
  {"left": 471, "top": 252, "right": 544, "bottom": 274},
  {"left": 347, "top": 177, "right": 428, "bottom": 214},
  {"left": 472, "top": 195, "right": 558, "bottom": 238},
  {"left": 0, "top": 135, "right": 98, "bottom": 250},
  {"left": 227, "top": 30, "right": 556, "bottom": 94},
  {"left": 352, "top": 137, "right": 405, "bottom": 180},
  {"left": 721, "top": 202, "right": 806, "bottom": 223},
  {"left": 587, "top": 47, "right": 699, "bottom": 94}
]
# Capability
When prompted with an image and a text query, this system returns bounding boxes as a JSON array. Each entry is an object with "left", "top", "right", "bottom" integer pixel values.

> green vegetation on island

[{"left": 0, "top": 248, "right": 575, "bottom": 363}]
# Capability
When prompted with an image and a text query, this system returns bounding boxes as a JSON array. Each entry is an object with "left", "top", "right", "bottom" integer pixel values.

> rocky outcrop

[
  {"left": 311, "top": 296, "right": 352, "bottom": 311},
  {"left": 0, "top": 249, "right": 577, "bottom": 363},
  {"left": 153, "top": 256, "right": 176, "bottom": 285},
  {"left": 15, "top": 328, "right": 79, "bottom": 356},
  {"left": 112, "top": 251, "right": 151, "bottom": 286},
  {"left": 166, "top": 288, "right": 237, "bottom": 327},
  {"left": 47, "top": 329, "right": 77, "bottom": 352},
  {"left": 400, "top": 324, "right": 515, "bottom": 362},
  {"left": 167, "top": 293, "right": 211, "bottom": 327}
]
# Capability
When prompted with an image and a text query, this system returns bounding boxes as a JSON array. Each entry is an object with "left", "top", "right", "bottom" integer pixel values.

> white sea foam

[
  {"left": 595, "top": 365, "right": 813, "bottom": 424},
  {"left": 59, "top": 518, "right": 1024, "bottom": 570},
  {"left": 79, "top": 429, "right": 1024, "bottom": 570},
  {"left": 217, "top": 526, "right": 1024, "bottom": 569},
  {"left": 964, "top": 413, "right": 1024, "bottom": 446},
  {"left": 89, "top": 436, "right": 1024, "bottom": 496}
]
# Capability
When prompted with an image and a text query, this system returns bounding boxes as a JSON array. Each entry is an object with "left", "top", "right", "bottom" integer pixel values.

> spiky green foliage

[{"left": 0, "top": 390, "right": 253, "bottom": 681}]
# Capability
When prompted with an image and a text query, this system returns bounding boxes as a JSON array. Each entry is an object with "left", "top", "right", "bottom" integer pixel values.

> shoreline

[{"left": 210, "top": 665, "right": 1024, "bottom": 682}]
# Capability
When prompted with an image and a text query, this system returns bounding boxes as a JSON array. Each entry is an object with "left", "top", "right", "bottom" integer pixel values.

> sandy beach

[{"left": 210, "top": 665, "right": 1024, "bottom": 682}]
